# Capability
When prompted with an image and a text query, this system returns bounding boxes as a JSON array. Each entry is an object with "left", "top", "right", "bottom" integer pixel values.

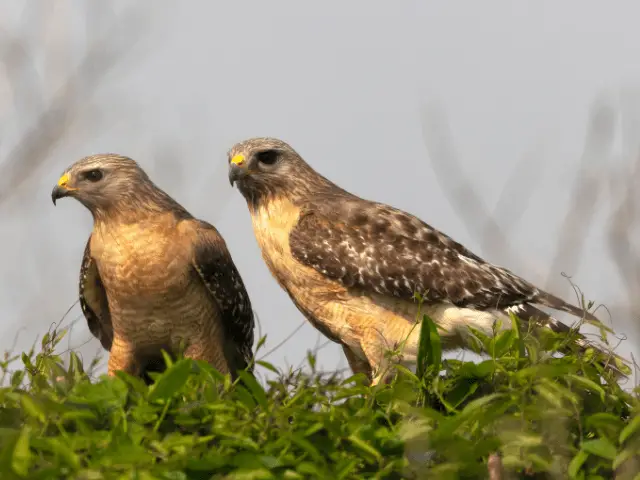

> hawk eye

[
  {"left": 255, "top": 150, "right": 278, "bottom": 165},
  {"left": 84, "top": 169, "right": 103, "bottom": 182}
]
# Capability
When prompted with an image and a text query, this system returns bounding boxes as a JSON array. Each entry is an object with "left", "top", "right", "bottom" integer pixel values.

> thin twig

[{"left": 487, "top": 453, "right": 504, "bottom": 480}]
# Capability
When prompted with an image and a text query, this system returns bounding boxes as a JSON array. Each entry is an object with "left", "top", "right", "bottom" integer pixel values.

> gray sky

[{"left": 1, "top": 1, "right": 638, "bottom": 381}]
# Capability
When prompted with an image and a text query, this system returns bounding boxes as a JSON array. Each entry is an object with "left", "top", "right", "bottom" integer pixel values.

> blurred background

[{"left": 0, "top": 1, "right": 638, "bottom": 384}]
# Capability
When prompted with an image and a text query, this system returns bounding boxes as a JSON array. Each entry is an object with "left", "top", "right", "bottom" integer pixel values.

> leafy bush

[{"left": 0, "top": 313, "right": 639, "bottom": 479}]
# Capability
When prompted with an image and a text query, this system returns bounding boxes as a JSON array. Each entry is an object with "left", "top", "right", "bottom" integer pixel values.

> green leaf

[
  {"left": 193, "top": 360, "right": 226, "bottom": 384},
  {"left": 237, "top": 370, "right": 268, "bottom": 409},
  {"left": 18, "top": 395, "right": 46, "bottom": 424},
  {"left": 620, "top": 414, "right": 640, "bottom": 444},
  {"left": 229, "top": 452, "right": 268, "bottom": 469},
  {"left": 336, "top": 458, "right": 359, "bottom": 479},
  {"left": 585, "top": 412, "right": 624, "bottom": 439},
  {"left": 297, "top": 461, "right": 322, "bottom": 476},
  {"left": 460, "top": 393, "right": 506, "bottom": 418},
  {"left": 11, "top": 426, "right": 31, "bottom": 477},
  {"left": 227, "top": 467, "right": 274, "bottom": 480},
  {"left": 258, "top": 456, "right": 282, "bottom": 469},
  {"left": 303, "top": 423, "right": 325, "bottom": 437},
  {"left": 10, "top": 370, "right": 25, "bottom": 388},
  {"left": 614, "top": 356, "right": 632, "bottom": 376},
  {"left": 416, "top": 314, "right": 442, "bottom": 379},
  {"left": 290, "top": 434, "right": 323, "bottom": 463},
  {"left": 40, "top": 437, "right": 81, "bottom": 470},
  {"left": 306, "top": 351, "right": 317, "bottom": 370},
  {"left": 161, "top": 349, "right": 174, "bottom": 369},
  {"left": 234, "top": 385, "right": 257, "bottom": 410},
  {"left": 508, "top": 312, "right": 526, "bottom": 358},
  {"left": 115, "top": 370, "right": 149, "bottom": 395},
  {"left": 69, "top": 375, "right": 128, "bottom": 409},
  {"left": 148, "top": 359, "right": 192, "bottom": 403},
  {"left": 581, "top": 438, "right": 617, "bottom": 461},
  {"left": 256, "top": 360, "right": 280, "bottom": 375},
  {"left": 567, "top": 374, "right": 606, "bottom": 402},
  {"left": 60, "top": 410, "right": 98, "bottom": 424},
  {"left": 67, "top": 351, "right": 85, "bottom": 377},
  {"left": 255, "top": 335, "right": 267, "bottom": 353},
  {"left": 347, "top": 434, "right": 382, "bottom": 462},
  {"left": 568, "top": 450, "right": 589, "bottom": 478},
  {"left": 493, "top": 329, "right": 515, "bottom": 358},
  {"left": 161, "top": 472, "right": 188, "bottom": 480}
]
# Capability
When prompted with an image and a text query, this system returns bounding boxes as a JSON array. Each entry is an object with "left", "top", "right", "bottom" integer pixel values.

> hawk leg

[
  {"left": 183, "top": 334, "right": 230, "bottom": 376},
  {"left": 342, "top": 344, "right": 373, "bottom": 383},
  {"left": 360, "top": 326, "right": 400, "bottom": 386},
  {"left": 108, "top": 337, "right": 141, "bottom": 377}
]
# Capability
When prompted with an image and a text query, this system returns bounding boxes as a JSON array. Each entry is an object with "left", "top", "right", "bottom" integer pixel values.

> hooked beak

[
  {"left": 228, "top": 154, "right": 249, "bottom": 187},
  {"left": 51, "top": 173, "right": 75, "bottom": 205}
]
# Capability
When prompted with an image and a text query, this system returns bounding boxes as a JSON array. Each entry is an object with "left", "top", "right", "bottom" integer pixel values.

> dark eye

[
  {"left": 84, "top": 169, "right": 103, "bottom": 182},
  {"left": 256, "top": 150, "right": 279, "bottom": 165}
]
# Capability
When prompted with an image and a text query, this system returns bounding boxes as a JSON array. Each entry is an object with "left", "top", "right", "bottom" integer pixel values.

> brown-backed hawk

[{"left": 227, "top": 137, "right": 627, "bottom": 385}]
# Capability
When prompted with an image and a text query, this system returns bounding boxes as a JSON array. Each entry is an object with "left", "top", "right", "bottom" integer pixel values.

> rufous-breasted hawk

[
  {"left": 227, "top": 137, "right": 627, "bottom": 385},
  {"left": 52, "top": 154, "right": 254, "bottom": 381}
]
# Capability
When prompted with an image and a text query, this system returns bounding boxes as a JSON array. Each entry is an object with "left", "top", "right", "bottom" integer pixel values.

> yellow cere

[
  {"left": 231, "top": 154, "right": 245, "bottom": 166},
  {"left": 57, "top": 173, "right": 70, "bottom": 187}
]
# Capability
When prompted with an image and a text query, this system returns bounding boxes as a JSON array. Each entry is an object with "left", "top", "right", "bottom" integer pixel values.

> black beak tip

[
  {"left": 51, "top": 185, "right": 65, "bottom": 206},
  {"left": 228, "top": 165, "right": 240, "bottom": 187}
]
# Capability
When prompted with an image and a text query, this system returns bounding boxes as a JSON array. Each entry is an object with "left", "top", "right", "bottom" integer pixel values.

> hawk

[
  {"left": 52, "top": 154, "right": 255, "bottom": 382},
  {"left": 227, "top": 137, "right": 626, "bottom": 385}
]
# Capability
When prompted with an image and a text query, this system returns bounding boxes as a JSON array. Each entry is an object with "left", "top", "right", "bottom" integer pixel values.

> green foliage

[
  {"left": 0, "top": 314, "right": 638, "bottom": 479},
  {"left": 397, "top": 313, "right": 640, "bottom": 479}
]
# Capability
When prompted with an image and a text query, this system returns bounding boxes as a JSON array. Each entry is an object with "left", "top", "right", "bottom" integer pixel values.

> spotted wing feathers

[
  {"left": 192, "top": 220, "right": 255, "bottom": 374},
  {"left": 290, "top": 196, "right": 543, "bottom": 310},
  {"left": 79, "top": 235, "right": 113, "bottom": 351}
]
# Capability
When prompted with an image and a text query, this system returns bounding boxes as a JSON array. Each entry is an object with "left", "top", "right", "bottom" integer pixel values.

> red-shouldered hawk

[
  {"left": 227, "top": 137, "right": 627, "bottom": 385},
  {"left": 52, "top": 154, "right": 254, "bottom": 382}
]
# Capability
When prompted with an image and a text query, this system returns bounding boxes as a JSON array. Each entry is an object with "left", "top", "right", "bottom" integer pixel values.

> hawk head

[
  {"left": 51, "top": 154, "right": 155, "bottom": 215},
  {"left": 227, "top": 137, "right": 331, "bottom": 206}
]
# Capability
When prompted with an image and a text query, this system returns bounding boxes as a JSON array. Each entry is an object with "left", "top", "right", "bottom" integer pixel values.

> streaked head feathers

[{"left": 51, "top": 153, "right": 186, "bottom": 220}]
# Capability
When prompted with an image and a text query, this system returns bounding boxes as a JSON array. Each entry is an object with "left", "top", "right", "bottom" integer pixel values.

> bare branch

[
  {"left": 420, "top": 102, "right": 540, "bottom": 277},
  {"left": 544, "top": 99, "right": 616, "bottom": 294},
  {"left": 484, "top": 142, "right": 548, "bottom": 253},
  {"left": 0, "top": 3, "right": 153, "bottom": 205}
]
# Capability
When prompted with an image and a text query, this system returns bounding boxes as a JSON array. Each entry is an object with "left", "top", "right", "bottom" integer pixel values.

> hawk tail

[
  {"left": 508, "top": 303, "right": 629, "bottom": 379},
  {"left": 533, "top": 290, "right": 600, "bottom": 323}
]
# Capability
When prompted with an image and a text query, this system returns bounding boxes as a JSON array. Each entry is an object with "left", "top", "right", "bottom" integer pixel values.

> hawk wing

[
  {"left": 79, "top": 235, "right": 113, "bottom": 351},
  {"left": 289, "top": 194, "right": 591, "bottom": 318},
  {"left": 288, "top": 195, "right": 628, "bottom": 378},
  {"left": 191, "top": 220, "right": 255, "bottom": 373}
]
